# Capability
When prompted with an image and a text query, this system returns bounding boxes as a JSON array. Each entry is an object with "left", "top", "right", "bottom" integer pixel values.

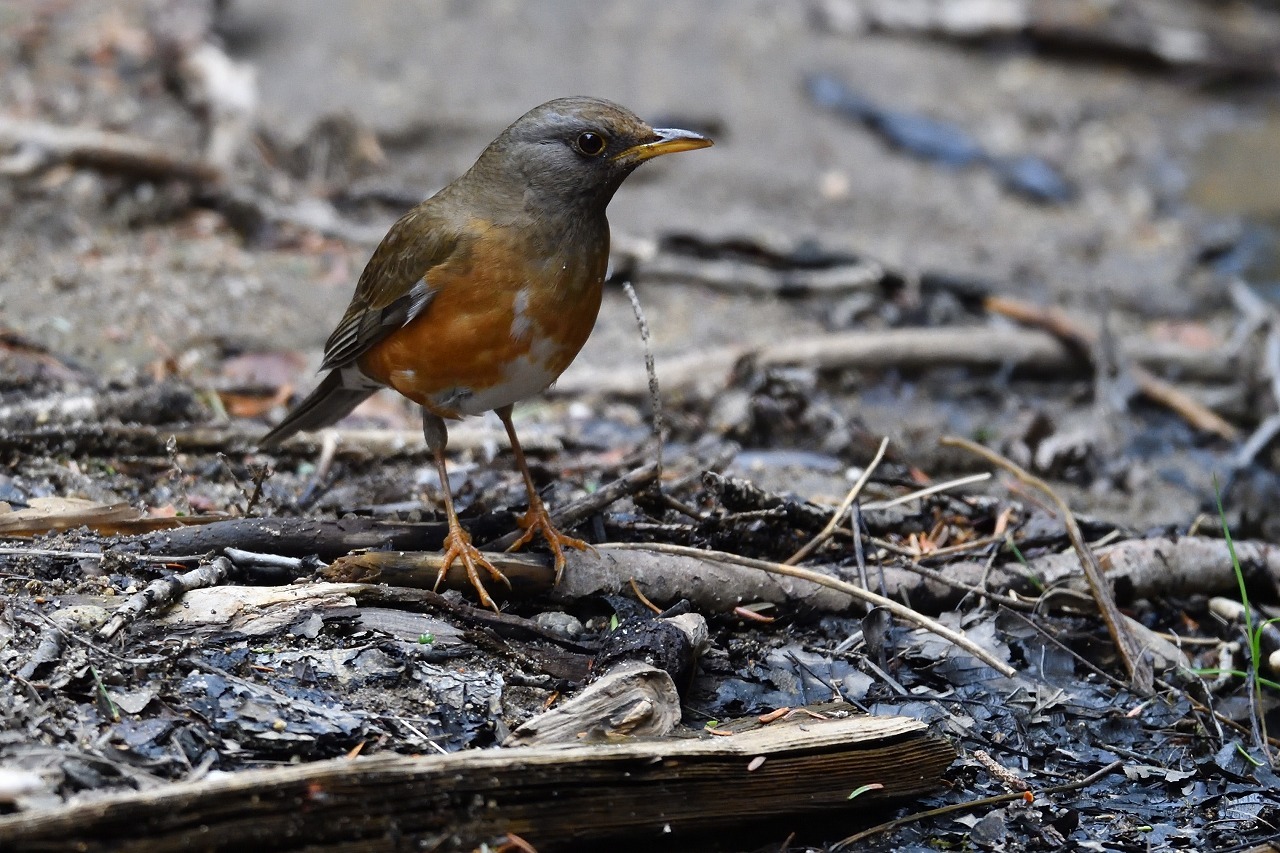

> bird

[{"left": 259, "top": 97, "right": 712, "bottom": 609}]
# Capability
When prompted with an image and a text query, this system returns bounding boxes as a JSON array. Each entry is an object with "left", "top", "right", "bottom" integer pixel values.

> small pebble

[{"left": 533, "top": 611, "right": 584, "bottom": 640}]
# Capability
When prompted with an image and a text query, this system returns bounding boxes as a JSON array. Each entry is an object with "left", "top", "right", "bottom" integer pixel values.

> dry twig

[
  {"left": 786, "top": 437, "right": 889, "bottom": 565},
  {"left": 940, "top": 436, "right": 1153, "bottom": 694},
  {"left": 97, "top": 557, "right": 233, "bottom": 641}
]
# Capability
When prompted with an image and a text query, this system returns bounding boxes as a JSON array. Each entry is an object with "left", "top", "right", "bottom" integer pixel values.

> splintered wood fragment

[
  {"left": 0, "top": 712, "right": 954, "bottom": 852},
  {"left": 505, "top": 660, "right": 683, "bottom": 746},
  {"left": 507, "top": 613, "right": 707, "bottom": 747},
  {"left": 147, "top": 582, "right": 373, "bottom": 639}
]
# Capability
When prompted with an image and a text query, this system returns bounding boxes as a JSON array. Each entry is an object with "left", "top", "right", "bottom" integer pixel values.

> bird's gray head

[{"left": 466, "top": 96, "right": 712, "bottom": 216}]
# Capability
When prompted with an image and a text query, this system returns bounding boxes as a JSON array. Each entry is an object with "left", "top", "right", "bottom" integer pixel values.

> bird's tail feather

[{"left": 259, "top": 370, "right": 376, "bottom": 449}]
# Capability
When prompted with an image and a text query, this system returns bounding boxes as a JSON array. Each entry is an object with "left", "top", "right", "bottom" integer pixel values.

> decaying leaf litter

[{"left": 4, "top": 1, "right": 1280, "bottom": 850}]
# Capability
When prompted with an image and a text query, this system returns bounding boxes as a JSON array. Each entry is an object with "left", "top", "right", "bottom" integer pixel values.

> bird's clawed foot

[
  {"left": 436, "top": 522, "right": 512, "bottom": 611},
  {"left": 506, "top": 498, "right": 591, "bottom": 585}
]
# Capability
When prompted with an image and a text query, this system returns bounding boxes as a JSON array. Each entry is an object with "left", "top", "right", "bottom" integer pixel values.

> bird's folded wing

[{"left": 320, "top": 209, "right": 462, "bottom": 370}]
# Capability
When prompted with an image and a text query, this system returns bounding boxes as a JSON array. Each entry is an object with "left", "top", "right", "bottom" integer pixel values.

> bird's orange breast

[{"left": 357, "top": 222, "right": 608, "bottom": 418}]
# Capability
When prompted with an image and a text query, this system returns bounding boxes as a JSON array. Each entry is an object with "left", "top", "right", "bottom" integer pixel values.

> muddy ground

[{"left": 4, "top": 1, "right": 1280, "bottom": 851}]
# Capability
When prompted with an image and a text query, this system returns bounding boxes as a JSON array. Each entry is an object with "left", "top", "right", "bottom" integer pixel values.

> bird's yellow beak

[{"left": 614, "top": 127, "right": 713, "bottom": 164}]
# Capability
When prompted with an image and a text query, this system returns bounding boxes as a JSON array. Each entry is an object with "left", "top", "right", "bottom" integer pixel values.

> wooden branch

[
  {"left": 0, "top": 712, "right": 954, "bottom": 851},
  {"left": 122, "top": 516, "right": 486, "bottom": 563},
  {"left": 481, "top": 461, "right": 658, "bottom": 551},
  {"left": 0, "top": 115, "right": 222, "bottom": 183},
  {"left": 98, "top": 557, "right": 233, "bottom": 641},
  {"left": 323, "top": 544, "right": 862, "bottom": 614},
  {"left": 552, "top": 325, "right": 1237, "bottom": 398},
  {"left": 313, "top": 533, "right": 1280, "bottom": 623}
]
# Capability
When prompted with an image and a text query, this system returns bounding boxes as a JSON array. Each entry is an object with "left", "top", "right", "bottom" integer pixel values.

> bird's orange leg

[
  {"left": 424, "top": 412, "right": 510, "bottom": 610},
  {"left": 496, "top": 405, "right": 590, "bottom": 584}
]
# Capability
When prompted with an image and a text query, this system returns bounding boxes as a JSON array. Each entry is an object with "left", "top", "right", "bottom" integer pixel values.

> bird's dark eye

[{"left": 575, "top": 131, "right": 607, "bottom": 156}]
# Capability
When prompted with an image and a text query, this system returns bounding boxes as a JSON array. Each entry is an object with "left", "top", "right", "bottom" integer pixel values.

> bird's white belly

[{"left": 428, "top": 350, "right": 563, "bottom": 417}]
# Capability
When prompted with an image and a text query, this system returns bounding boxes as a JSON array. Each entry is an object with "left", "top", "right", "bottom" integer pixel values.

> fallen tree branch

[
  {"left": 552, "top": 325, "right": 1239, "bottom": 398},
  {"left": 0, "top": 115, "right": 222, "bottom": 183},
  {"left": 481, "top": 461, "right": 659, "bottom": 552},
  {"left": 598, "top": 542, "right": 1016, "bottom": 677},
  {"left": 280, "top": 526, "right": 1280, "bottom": 622}
]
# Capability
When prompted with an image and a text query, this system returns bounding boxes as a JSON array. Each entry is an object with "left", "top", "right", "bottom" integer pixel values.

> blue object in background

[{"left": 805, "top": 73, "right": 1072, "bottom": 204}]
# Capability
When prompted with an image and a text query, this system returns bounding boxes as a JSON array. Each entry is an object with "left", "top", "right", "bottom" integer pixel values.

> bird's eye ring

[{"left": 575, "top": 132, "right": 607, "bottom": 156}]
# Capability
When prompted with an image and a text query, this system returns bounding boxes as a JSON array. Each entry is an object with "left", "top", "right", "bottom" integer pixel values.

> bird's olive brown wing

[{"left": 320, "top": 207, "right": 463, "bottom": 371}]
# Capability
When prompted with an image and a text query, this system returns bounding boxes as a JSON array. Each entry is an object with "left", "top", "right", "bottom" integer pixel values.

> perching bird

[{"left": 260, "top": 97, "right": 712, "bottom": 609}]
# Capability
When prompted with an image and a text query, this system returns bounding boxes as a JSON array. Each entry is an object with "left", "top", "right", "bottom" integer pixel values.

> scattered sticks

[
  {"left": 599, "top": 541, "right": 1016, "bottom": 678},
  {"left": 984, "top": 294, "right": 1239, "bottom": 441},
  {"left": 941, "top": 436, "right": 1153, "bottom": 695},
  {"left": 786, "top": 437, "right": 889, "bottom": 565}
]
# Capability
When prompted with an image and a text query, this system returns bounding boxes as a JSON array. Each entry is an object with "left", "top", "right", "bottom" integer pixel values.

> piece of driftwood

[
  {"left": 0, "top": 711, "right": 954, "bottom": 851},
  {"left": 505, "top": 660, "right": 683, "bottom": 747}
]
